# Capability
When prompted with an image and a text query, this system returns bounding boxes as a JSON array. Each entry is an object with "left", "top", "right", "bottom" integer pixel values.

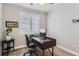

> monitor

[{"left": 39, "top": 29, "right": 46, "bottom": 37}]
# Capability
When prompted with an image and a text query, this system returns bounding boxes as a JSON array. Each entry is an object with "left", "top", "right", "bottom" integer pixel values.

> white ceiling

[{"left": 13, "top": 3, "right": 55, "bottom": 13}]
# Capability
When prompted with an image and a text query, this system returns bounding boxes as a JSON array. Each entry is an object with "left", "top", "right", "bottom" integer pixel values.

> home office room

[{"left": 0, "top": 2, "right": 79, "bottom": 56}]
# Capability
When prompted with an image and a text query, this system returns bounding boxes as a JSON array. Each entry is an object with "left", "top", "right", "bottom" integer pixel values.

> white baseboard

[
  {"left": 14, "top": 45, "right": 26, "bottom": 50},
  {"left": 56, "top": 45, "right": 79, "bottom": 56}
]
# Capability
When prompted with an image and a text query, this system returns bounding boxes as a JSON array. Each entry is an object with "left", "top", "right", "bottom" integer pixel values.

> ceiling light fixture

[
  {"left": 29, "top": 3, "right": 54, "bottom": 6},
  {"left": 40, "top": 3, "right": 44, "bottom": 5}
]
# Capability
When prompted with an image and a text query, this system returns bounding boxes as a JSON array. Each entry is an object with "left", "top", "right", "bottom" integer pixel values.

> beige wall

[
  {"left": 2, "top": 3, "right": 47, "bottom": 48},
  {"left": 47, "top": 3, "right": 79, "bottom": 55},
  {"left": 0, "top": 3, "right": 4, "bottom": 55},
  {"left": 0, "top": 3, "right": 2, "bottom": 55},
  {"left": 0, "top": 4, "right": 2, "bottom": 19}
]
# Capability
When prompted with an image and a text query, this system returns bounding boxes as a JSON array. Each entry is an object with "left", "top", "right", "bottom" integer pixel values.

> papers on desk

[{"left": 32, "top": 37, "right": 51, "bottom": 44}]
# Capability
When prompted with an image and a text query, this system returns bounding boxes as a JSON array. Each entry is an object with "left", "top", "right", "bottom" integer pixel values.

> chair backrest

[{"left": 25, "top": 35, "right": 30, "bottom": 47}]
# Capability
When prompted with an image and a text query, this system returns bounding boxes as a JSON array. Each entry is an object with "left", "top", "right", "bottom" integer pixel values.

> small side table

[{"left": 1, "top": 39, "right": 15, "bottom": 56}]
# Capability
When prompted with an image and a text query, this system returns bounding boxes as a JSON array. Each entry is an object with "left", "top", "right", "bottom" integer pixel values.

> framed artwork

[{"left": 6, "top": 21, "right": 18, "bottom": 28}]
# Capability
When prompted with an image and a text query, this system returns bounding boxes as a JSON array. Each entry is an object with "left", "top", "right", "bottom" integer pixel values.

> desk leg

[
  {"left": 43, "top": 50, "right": 44, "bottom": 56},
  {"left": 52, "top": 47, "right": 54, "bottom": 56},
  {"left": 13, "top": 40, "right": 14, "bottom": 51}
]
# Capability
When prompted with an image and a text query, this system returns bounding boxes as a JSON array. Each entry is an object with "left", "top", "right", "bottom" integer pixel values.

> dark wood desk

[{"left": 31, "top": 37, "right": 56, "bottom": 56}]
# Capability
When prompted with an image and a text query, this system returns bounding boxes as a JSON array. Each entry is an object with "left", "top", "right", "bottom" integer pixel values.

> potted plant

[{"left": 6, "top": 27, "right": 12, "bottom": 40}]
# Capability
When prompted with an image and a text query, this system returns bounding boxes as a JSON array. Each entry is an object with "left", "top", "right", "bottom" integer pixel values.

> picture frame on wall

[{"left": 6, "top": 21, "right": 18, "bottom": 28}]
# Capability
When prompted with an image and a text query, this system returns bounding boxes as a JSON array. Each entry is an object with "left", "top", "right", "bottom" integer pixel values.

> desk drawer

[{"left": 43, "top": 40, "right": 56, "bottom": 49}]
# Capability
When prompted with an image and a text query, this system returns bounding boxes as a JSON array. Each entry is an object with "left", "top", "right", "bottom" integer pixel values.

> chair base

[{"left": 23, "top": 50, "right": 38, "bottom": 56}]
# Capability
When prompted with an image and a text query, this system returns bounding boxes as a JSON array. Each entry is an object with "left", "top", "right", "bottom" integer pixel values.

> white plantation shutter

[
  {"left": 20, "top": 12, "right": 40, "bottom": 34},
  {"left": 20, "top": 13, "right": 31, "bottom": 34},
  {"left": 31, "top": 15, "right": 40, "bottom": 34}
]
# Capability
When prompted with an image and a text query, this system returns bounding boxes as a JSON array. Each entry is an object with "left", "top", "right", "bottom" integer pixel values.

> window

[
  {"left": 20, "top": 12, "right": 40, "bottom": 34},
  {"left": 20, "top": 13, "right": 31, "bottom": 34},
  {"left": 31, "top": 15, "right": 40, "bottom": 34}
]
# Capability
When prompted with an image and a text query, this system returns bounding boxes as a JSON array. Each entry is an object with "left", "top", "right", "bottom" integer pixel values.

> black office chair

[{"left": 23, "top": 35, "right": 38, "bottom": 56}]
